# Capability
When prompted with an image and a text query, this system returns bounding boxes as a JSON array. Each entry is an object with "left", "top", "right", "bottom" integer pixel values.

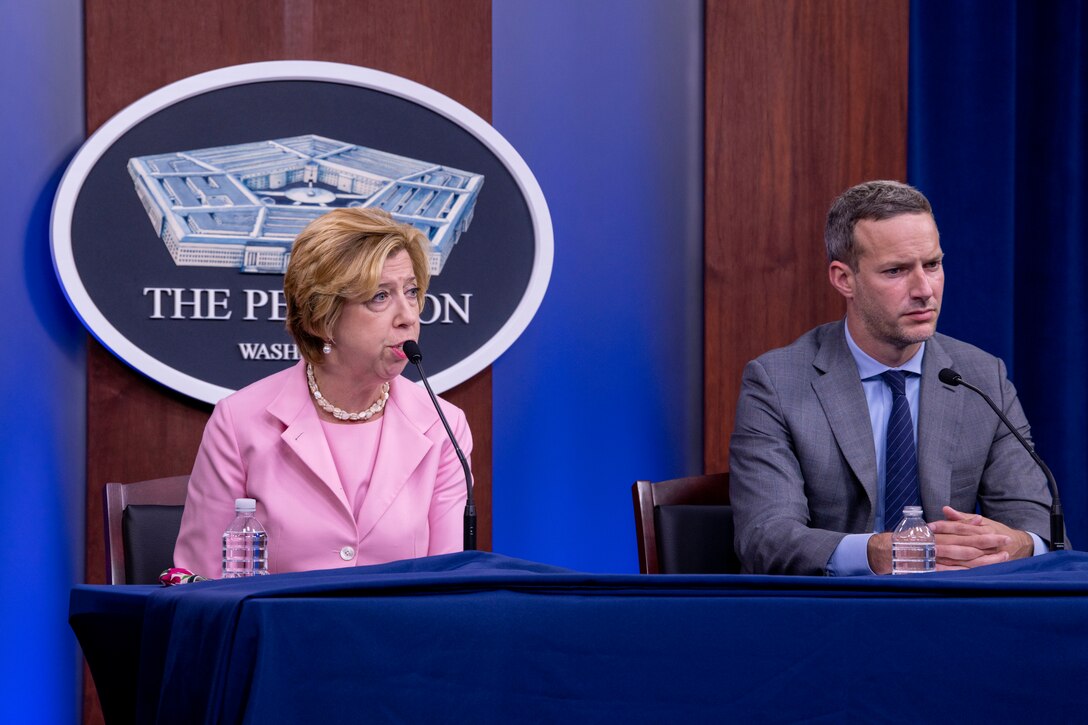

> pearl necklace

[{"left": 306, "top": 363, "right": 389, "bottom": 421}]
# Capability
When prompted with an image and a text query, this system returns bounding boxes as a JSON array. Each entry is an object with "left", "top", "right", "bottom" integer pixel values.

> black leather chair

[
  {"left": 103, "top": 476, "right": 189, "bottom": 584},
  {"left": 631, "top": 472, "right": 740, "bottom": 574}
]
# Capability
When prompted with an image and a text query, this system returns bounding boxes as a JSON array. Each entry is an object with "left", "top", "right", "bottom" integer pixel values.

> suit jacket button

[{"left": 340, "top": 546, "right": 356, "bottom": 561}]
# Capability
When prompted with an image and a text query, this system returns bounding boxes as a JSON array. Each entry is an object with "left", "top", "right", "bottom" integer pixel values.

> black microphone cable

[
  {"left": 403, "top": 340, "right": 477, "bottom": 551},
  {"left": 939, "top": 367, "right": 1064, "bottom": 551}
]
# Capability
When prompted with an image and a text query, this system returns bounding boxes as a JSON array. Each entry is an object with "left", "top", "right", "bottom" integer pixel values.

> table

[{"left": 71, "top": 551, "right": 1088, "bottom": 724}]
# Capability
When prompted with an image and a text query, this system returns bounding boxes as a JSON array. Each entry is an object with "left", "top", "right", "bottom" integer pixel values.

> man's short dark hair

[{"left": 825, "top": 180, "right": 934, "bottom": 269}]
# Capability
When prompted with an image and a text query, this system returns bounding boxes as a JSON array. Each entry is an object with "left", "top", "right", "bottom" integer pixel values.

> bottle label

[
  {"left": 891, "top": 541, "right": 936, "bottom": 575},
  {"left": 221, "top": 529, "right": 269, "bottom": 578}
]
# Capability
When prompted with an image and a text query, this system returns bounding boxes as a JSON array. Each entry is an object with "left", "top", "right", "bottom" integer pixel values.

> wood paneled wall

[
  {"left": 704, "top": 0, "right": 910, "bottom": 473},
  {"left": 82, "top": 2, "right": 491, "bottom": 722}
]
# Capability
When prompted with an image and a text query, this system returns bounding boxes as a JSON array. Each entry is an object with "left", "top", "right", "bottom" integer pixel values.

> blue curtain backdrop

[{"left": 909, "top": 0, "right": 1087, "bottom": 543}]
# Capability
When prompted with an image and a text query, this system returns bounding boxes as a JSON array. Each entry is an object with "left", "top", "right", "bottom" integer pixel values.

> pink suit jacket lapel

[
  {"left": 266, "top": 361, "right": 351, "bottom": 513},
  {"left": 264, "top": 365, "right": 437, "bottom": 539}
]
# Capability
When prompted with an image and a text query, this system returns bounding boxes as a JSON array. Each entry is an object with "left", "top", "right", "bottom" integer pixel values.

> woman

[{"left": 173, "top": 208, "right": 472, "bottom": 577}]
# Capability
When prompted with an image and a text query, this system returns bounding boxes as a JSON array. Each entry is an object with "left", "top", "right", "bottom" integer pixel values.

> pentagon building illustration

[{"left": 128, "top": 134, "right": 484, "bottom": 275}]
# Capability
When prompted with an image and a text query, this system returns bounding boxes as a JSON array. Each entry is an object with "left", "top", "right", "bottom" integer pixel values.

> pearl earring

[{"left": 322, "top": 341, "right": 333, "bottom": 355}]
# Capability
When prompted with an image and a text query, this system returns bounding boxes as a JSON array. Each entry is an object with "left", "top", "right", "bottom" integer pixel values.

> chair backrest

[
  {"left": 103, "top": 476, "right": 189, "bottom": 584},
  {"left": 631, "top": 472, "right": 739, "bottom": 574}
]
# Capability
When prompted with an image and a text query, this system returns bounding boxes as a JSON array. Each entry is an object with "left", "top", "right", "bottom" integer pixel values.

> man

[{"left": 729, "top": 180, "right": 1054, "bottom": 575}]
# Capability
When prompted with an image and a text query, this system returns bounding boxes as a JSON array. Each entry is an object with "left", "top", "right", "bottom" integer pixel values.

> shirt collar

[{"left": 843, "top": 318, "right": 925, "bottom": 380}]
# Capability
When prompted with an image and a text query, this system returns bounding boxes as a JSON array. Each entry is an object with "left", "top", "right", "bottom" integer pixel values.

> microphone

[
  {"left": 939, "top": 367, "right": 1064, "bottom": 551},
  {"left": 402, "top": 340, "right": 476, "bottom": 551}
]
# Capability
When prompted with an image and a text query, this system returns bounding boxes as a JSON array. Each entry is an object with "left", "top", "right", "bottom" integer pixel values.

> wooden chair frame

[{"left": 632, "top": 472, "right": 731, "bottom": 574}]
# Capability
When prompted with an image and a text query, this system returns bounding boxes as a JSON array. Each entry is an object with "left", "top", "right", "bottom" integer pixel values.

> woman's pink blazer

[{"left": 173, "top": 361, "right": 471, "bottom": 578}]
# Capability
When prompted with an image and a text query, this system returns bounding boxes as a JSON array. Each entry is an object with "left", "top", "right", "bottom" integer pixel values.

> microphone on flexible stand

[
  {"left": 402, "top": 340, "right": 476, "bottom": 551},
  {"left": 938, "top": 367, "right": 1064, "bottom": 551}
]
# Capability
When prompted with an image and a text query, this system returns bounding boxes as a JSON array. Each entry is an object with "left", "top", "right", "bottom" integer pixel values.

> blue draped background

[{"left": 909, "top": 0, "right": 1087, "bottom": 543}]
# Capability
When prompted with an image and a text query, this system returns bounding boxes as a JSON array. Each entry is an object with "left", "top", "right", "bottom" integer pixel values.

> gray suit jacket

[{"left": 729, "top": 320, "right": 1053, "bottom": 575}]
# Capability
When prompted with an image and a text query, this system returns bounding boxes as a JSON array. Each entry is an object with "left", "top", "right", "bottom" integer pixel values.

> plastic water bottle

[
  {"left": 891, "top": 505, "right": 935, "bottom": 575},
  {"left": 221, "top": 498, "right": 269, "bottom": 578}
]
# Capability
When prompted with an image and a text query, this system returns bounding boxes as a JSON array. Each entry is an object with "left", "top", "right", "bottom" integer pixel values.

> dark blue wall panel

[
  {"left": 491, "top": 0, "right": 705, "bottom": 571},
  {"left": 0, "top": 1, "right": 87, "bottom": 721}
]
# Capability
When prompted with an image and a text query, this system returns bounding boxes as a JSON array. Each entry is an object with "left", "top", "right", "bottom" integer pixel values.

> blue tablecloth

[{"left": 71, "top": 551, "right": 1088, "bottom": 724}]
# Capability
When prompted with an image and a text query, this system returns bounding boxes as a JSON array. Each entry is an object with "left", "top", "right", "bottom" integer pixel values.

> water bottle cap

[
  {"left": 235, "top": 497, "right": 257, "bottom": 513},
  {"left": 902, "top": 505, "right": 923, "bottom": 516}
]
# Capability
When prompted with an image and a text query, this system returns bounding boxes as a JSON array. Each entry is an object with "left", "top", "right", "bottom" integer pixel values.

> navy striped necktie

[{"left": 882, "top": 370, "right": 921, "bottom": 530}]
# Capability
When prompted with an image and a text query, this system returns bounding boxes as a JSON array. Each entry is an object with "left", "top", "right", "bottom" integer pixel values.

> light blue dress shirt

[{"left": 826, "top": 323, "right": 922, "bottom": 575}]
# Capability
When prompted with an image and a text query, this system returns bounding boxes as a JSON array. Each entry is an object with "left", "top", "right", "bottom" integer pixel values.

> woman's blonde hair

[{"left": 284, "top": 208, "right": 430, "bottom": 364}]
